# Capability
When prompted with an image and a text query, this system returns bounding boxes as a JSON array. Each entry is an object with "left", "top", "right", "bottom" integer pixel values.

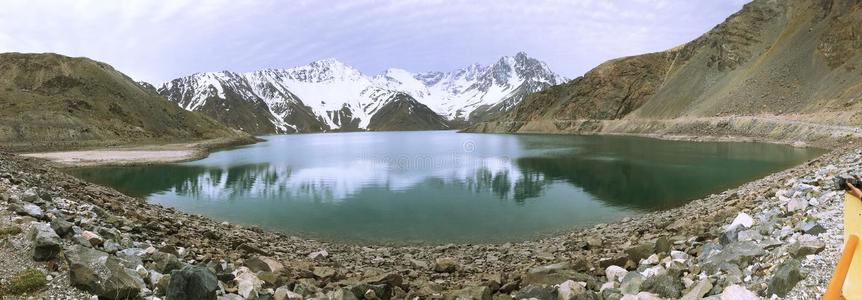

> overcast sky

[{"left": 0, "top": 0, "right": 749, "bottom": 84}]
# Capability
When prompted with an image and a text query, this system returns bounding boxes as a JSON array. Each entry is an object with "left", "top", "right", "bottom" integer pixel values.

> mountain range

[
  {"left": 467, "top": 0, "right": 862, "bottom": 143},
  {"left": 157, "top": 52, "right": 564, "bottom": 134}
]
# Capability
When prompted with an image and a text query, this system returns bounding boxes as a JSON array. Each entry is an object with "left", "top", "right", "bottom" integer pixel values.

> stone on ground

[
  {"left": 766, "top": 259, "right": 804, "bottom": 297},
  {"left": 30, "top": 222, "right": 62, "bottom": 261},
  {"left": 166, "top": 265, "right": 219, "bottom": 300}
]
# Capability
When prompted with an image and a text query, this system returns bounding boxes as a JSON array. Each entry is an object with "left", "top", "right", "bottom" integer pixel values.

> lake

[{"left": 67, "top": 131, "right": 824, "bottom": 243}]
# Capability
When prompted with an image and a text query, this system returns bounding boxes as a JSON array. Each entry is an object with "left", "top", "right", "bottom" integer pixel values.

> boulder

[
  {"left": 151, "top": 251, "right": 184, "bottom": 274},
  {"left": 619, "top": 272, "right": 645, "bottom": 295},
  {"left": 720, "top": 284, "right": 758, "bottom": 300},
  {"left": 640, "top": 274, "right": 682, "bottom": 298},
  {"left": 788, "top": 235, "right": 825, "bottom": 258},
  {"left": 736, "top": 230, "right": 762, "bottom": 242},
  {"left": 233, "top": 267, "right": 263, "bottom": 299},
  {"left": 166, "top": 265, "right": 218, "bottom": 300},
  {"left": 555, "top": 280, "right": 586, "bottom": 300},
  {"left": 719, "top": 226, "right": 743, "bottom": 245},
  {"left": 81, "top": 230, "right": 104, "bottom": 247},
  {"left": 363, "top": 272, "right": 402, "bottom": 287},
  {"left": 325, "top": 288, "right": 357, "bottom": 300},
  {"left": 605, "top": 265, "right": 628, "bottom": 282},
  {"left": 801, "top": 221, "right": 826, "bottom": 235},
  {"left": 766, "top": 259, "right": 803, "bottom": 297},
  {"left": 50, "top": 218, "right": 73, "bottom": 237},
  {"left": 787, "top": 198, "right": 808, "bottom": 212},
  {"left": 348, "top": 283, "right": 389, "bottom": 300},
  {"left": 445, "top": 285, "right": 491, "bottom": 300},
  {"left": 513, "top": 284, "right": 556, "bottom": 300},
  {"left": 654, "top": 236, "right": 672, "bottom": 254},
  {"left": 705, "top": 241, "right": 765, "bottom": 270},
  {"left": 433, "top": 257, "right": 459, "bottom": 273},
  {"left": 65, "top": 245, "right": 146, "bottom": 299},
  {"left": 726, "top": 212, "right": 753, "bottom": 231},
  {"left": 625, "top": 244, "right": 654, "bottom": 263},
  {"left": 13, "top": 203, "right": 43, "bottom": 219},
  {"left": 680, "top": 280, "right": 712, "bottom": 300},
  {"left": 525, "top": 263, "right": 598, "bottom": 289},
  {"left": 30, "top": 222, "right": 61, "bottom": 261},
  {"left": 246, "top": 256, "right": 285, "bottom": 273},
  {"left": 275, "top": 286, "right": 306, "bottom": 300}
]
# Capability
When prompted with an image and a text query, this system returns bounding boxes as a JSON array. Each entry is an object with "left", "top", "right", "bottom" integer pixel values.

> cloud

[{"left": 0, "top": 0, "right": 749, "bottom": 84}]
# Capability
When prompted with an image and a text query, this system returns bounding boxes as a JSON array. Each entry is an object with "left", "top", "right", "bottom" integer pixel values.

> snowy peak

[
  {"left": 159, "top": 52, "right": 563, "bottom": 133},
  {"left": 271, "top": 58, "right": 365, "bottom": 83}
]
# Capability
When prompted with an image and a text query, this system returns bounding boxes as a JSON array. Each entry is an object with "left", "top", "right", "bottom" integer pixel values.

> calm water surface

[{"left": 68, "top": 131, "right": 824, "bottom": 243}]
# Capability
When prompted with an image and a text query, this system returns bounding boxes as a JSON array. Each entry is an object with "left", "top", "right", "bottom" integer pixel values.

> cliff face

[{"left": 469, "top": 0, "right": 862, "bottom": 139}]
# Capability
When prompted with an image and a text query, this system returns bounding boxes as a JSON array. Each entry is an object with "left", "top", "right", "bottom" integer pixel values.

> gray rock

[
  {"left": 654, "top": 237, "right": 672, "bottom": 254},
  {"left": 625, "top": 244, "right": 654, "bottom": 263},
  {"left": 787, "top": 197, "right": 808, "bottom": 212},
  {"left": 150, "top": 251, "right": 184, "bottom": 274},
  {"left": 348, "top": 283, "right": 389, "bottom": 300},
  {"left": 801, "top": 221, "right": 826, "bottom": 235},
  {"left": 619, "top": 272, "right": 645, "bottom": 295},
  {"left": 556, "top": 280, "right": 586, "bottom": 300},
  {"left": 680, "top": 280, "right": 712, "bottom": 300},
  {"left": 246, "top": 256, "right": 285, "bottom": 273},
  {"left": 640, "top": 274, "right": 683, "bottom": 298},
  {"left": 166, "top": 265, "right": 218, "bottom": 300},
  {"left": 50, "top": 218, "right": 73, "bottom": 237},
  {"left": 13, "top": 203, "right": 43, "bottom": 219},
  {"left": 31, "top": 222, "right": 62, "bottom": 261},
  {"left": 766, "top": 259, "right": 803, "bottom": 298},
  {"left": 736, "top": 230, "right": 762, "bottom": 242},
  {"left": 324, "top": 288, "right": 357, "bottom": 300},
  {"left": 705, "top": 241, "right": 765, "bottom": 271},
  {"left": 719, "top": 226, "right": 742, "bottom": 245},
  {"left": 788, "top": 236, "right": 825, "bottom": 258},
  {"left": 434, "top": 257, "right": 459, "bottom": 273},
  {"left": 103, "top": 240, "right": 120, "bottom": 254},
  {"left": 445, "top": 285, "right": 491, "bottom": 300},
  {"left": 65, "top": 245, "right": 146, "bottom": 299},
  {"left": 601, "top": 288, "right": 623, "bottom": 300},
  {"left": 525, "top": 263, "right": 598, "bottom": 289},
  {"left": 721, "top": 284, "right": 759, "bottom": 299},
  {"left": 513, "top": 284, "right": 556, "bottom": 300}
]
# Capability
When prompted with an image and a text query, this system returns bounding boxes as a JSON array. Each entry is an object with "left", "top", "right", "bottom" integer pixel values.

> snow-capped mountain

[
  {"left": 158, "top": 52, "right": 563, "bottom": 134},
  {"left": 375, "top": 52, "right": 565, "bottom": 121}
]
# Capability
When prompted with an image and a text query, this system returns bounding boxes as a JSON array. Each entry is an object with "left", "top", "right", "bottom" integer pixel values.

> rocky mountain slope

[
  {"left": 0, "top": 53, "right": 248, "bottom": 151},
  {"left": 158, "top": 53, "right": 562, "bottom": 134},
  {"left": 467, "top": 0, "right": 862, "bottom": 143}
]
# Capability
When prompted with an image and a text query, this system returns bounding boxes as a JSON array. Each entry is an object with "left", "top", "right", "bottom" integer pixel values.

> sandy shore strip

[
  {"left": 21, "top": 149, "right": 199, "bottom": 166},
  {"left": 19, "top": 136, "right": 259, "bottom": 167}
]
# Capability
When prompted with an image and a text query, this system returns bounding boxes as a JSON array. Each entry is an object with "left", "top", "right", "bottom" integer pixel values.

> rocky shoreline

[{"left": 0, "top": 140, "right": 854, "bottom": 299}]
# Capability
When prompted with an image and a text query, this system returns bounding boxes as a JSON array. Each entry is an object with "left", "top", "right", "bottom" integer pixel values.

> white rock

[
  {"left": 600, "top": 281, "right": 616, "bottom": 292},
  {"left": 606, "top": 265, "right": 628, "bottom": 282},
  {"left": 233, "top": 267, "right": 263, "bottom": 299},
  {"left": 787, "top": 198, "right": 808, "bottom": 212},
  {"left": 721, "top": 284, "right": 759, "bottom": 300},
  {"left": 727, "top": 212, "right": 754, "bottom": 231},
  {"left": 135, "top": 265, "right": 148, "bottom": 278},
  {"left": 274, "top": 286, "right": 303, "bottom": 300},
  {"left": 641, "top": 265, "right": 666, "bottom": 278},
  {"left": 556, "top": 280, "right": 586, "bottom": 300},
  {"left": 308, "top": 249, "right": 329, "bottom": 260},
  {"left": 670, "top": 250, "right": 689, "bottom": 261},
  {"left": 641, "top": 254, "right": 660, "bottom": 265}
]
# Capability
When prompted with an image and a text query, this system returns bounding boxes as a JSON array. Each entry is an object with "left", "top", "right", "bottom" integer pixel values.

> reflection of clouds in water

[{"left": 173, "top": 156, "right": 543, "bottom": 202}]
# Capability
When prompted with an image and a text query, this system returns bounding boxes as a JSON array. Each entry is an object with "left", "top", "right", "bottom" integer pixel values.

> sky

[{"left": 0, "top": 0, "right": 750, "bottom": 85}]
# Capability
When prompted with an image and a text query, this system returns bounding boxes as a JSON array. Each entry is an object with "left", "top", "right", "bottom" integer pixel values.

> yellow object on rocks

[{"left": 844, "top": 193, "right": 862, "bottom": 299}]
